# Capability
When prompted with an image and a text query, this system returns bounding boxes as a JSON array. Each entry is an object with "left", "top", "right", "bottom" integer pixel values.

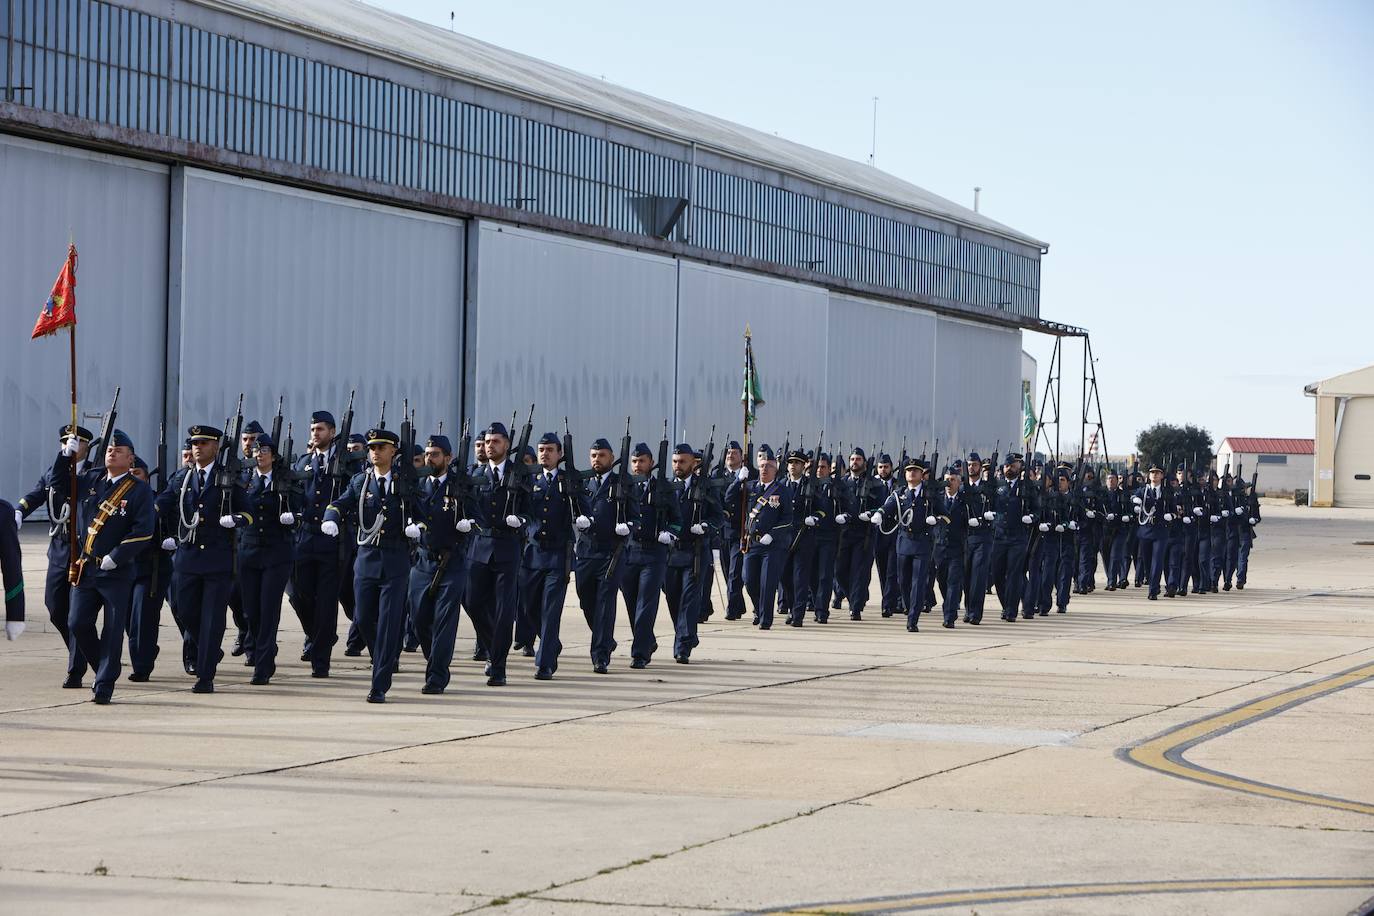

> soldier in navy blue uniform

[
  {"left": 574, "top": 437, "right": 639, "bottom": 673},
  {"left": 728, "top": 445, "right": 794, "bottom": 630},
  {"left": 227, "top": 419, "right": 265, "bottom": 658},
  {"left": 1100, "top": 470, "right": 1131, "bottom": 591},
  {"left": 289, "top": 410, "right": 362, "bottom": 678},
  {"left": 1132, "top": 463, "right": 1170, "bottom": 599},
  {"left": 15, "top": 423, "right": 95, "bottom": 687},
  {"left": 1220, "top": 473, "right": 1244, "bottom": 590},
  {"left": 155, "top": 425, "right": 254, "bottom": 693},
  {"left": 619, "top": 442, "right": 681, "bottom": 668},
  {"left": 809, "top": 452, "right": 841, "bottom": 624},
  {"left": 1034, "top": 468, "right": 1078, "bottom": 614},
  {"left": 962, "top": 453, "right": 996, "bottom": 624},
  {"left": 666, "top": 444, "right": 721, "bottom": 661},
  {"left": 875, "top": 455, "right": 905, "bottom": 618},
  {"left": 716, "top": 442, "right": 753, "bottom": 620},
  {"left": 1074, "top": 468, "right": 1103, "bottom": 593},
  {"left": 518, "top": 432, "right": 587, "bottom": 680},
  {"left": 1232, "top": 477, "right": 1258, "bottom": 589},
  {"left": 988, "top": 454, "right": 1037, "bottom": 621},
  {"left": 408, "top": 433, "right": 476, "bottom": 693},
  {"left": 54, "top": 430, "right": 156, "bottom": 704},
  {"left": 462, "top": 422, "right": 530, "bottom": 687},
  {"left": 2, "top": 497, "right": 23, "bottom": 642},
  {"left": 322, "top": 427, "right": 426, "bottom": 702},
  {"left": 873, "top": 458, "right": 933, "bottom": 632},
  {"left": 780, "top": 449, "right": 831, "bottom": 627},
  {"left": 932, "top": 465, "right": 970, "bottom": 627},
  {"left": 236, "top": 433, "right": 300, "bottom": 685},
  {"left": 833, "top": 447, "right": 884, "bottom": 620},
  {"left": 125, "top": 456, "right": 172, "bottom": 680}
]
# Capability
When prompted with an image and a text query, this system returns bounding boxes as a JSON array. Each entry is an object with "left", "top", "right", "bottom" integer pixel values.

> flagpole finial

[{"left": 744, "top": 323, "right": 752, "bottom": 339}]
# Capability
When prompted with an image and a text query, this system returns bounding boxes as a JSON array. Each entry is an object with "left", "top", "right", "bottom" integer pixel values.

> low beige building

[{"left": 1305, "top": 363, "right": 1374, "bottom": 508}]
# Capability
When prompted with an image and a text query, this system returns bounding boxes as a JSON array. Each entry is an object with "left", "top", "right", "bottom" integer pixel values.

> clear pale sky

[{"left": 377, "top": 0, "right": 1373, "bottom": 452}]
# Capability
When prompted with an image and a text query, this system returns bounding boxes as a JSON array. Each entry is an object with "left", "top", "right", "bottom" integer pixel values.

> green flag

[
  {"left": 1022, "top": 384, "right": 1037, "bottom": 442},
  {"left": 742, "top": 333, "right": 764, "bottom": 427}
]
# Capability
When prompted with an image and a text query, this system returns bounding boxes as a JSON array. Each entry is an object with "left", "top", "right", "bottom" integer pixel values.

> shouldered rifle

[
  {"left": 608, "top": 416, "right": 634, "bottom": 574},
  {"left": 425, "top": 419, "right": 473, "bottom": 599},
  {"left": 395, "top": 398, "right": 419, "bottom": 502},
  {"left": 560, "top": 416, "right": 588, "bottom": 503},
  {"left": 152, "top": 420, "right": 167, "bottom": 492},
  {"left": 216, "top": 393, "right": 245, "bottom": 515},
  {"left": 649, "top": 419, "right": 673, "bottom": 532},
  {"left": 689, "top": 425, "right": 717, "bottom": 573},
  {"left": 269, "top": 395, "right": 284, "bottom": 459},
  {"left": 328, "top": 390, "right": 356, "bottom": 496},
  {"left": 87, "top": 386, "right": 121, "bottom": 457},
  {"left": 501, "top": 404, "right": 536, "bottom": 516},
  {"left": 930, "top": 439, "right": 941, "bottom": 485}
]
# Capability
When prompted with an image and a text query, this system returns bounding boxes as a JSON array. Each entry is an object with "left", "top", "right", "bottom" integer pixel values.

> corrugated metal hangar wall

[{"left": 2, "top": 132, "right": 1020, "bottom": 501}]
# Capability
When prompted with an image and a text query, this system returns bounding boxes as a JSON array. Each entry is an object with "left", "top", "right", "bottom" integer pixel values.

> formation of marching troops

[{"left": 4, "top": 400, "right": 1263, "bottom": 705}]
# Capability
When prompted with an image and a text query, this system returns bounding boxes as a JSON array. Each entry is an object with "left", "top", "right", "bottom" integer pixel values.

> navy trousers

[
  {"left": 127, "top": 569, "right": 168, "bottom": 677},
  {"left": 836, "top": 535, "right": 875, "bottom": 613},
  {"left": 177, "top": 571, "right": 233, "bottom": 685},
  {"left": 353, "top": 567, "right": 409, "bottom": 695},
  {"left": 409, "top": 556, "right": 471, "bottom": 690},
  {"left": 69, "top": 578, "right": 131, "bottom": 701},
  {"left": 520, "top": 565, "right": 568, "bottom": 674},
  {"left": 290, "top": 551, "right": 341, "bottom": 675},
  {"left": 466, "top": 556, "right": 519, "bottom": 680},
  {"left": 240, "top": 560, "right": 291, "bottom": 681},
  {"left": 620, "top": 557, "right": 666, "bottom": 663},
  {"left": 724, "top": 541, "right": 747, "bottom": 618},
  {"left": 811, "top": 538, "right": 838, "bottom": 621},
  {"left": 897, "top": 551, "right": 931, "bottom": 629},
  {"left": 664, "top": 562, "right": 705, "bottom": 659},
  {"left": 575, "top": 556, "right": 622, "bottom": 667},
  {"left": 935, "top": 548, "right": 964, "bottom": 625},
  {"left": 45, "top": 561, "right": 88, "bottom": 680},
  {"left": 964, "top": 537, "right": 992, "bottom": 622},
  {"left": 743, "top": 544, "right": 786, "bottom": 628}
]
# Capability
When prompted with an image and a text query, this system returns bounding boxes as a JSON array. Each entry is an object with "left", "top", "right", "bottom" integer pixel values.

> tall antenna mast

[{"left": 868, "top": 96, "right": 879, "bottom": 166}]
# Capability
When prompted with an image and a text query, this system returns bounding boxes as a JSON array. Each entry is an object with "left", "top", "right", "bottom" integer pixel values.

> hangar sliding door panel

[
  {"left": 932, "top": 317, "right": 1021, "bottom": 459},
  {"left": 1333, "top": 397, "right": 1374, "bottom": 508},
  {"left": 0, "top": 135, "right": 167, "bottom": 506},
  {"left": 677, "top": 264, "right": 828, "bottom": 452},
  {"left": 825, "top": 294, "right": 936, "bottom": 457},
  {"left": 178, "top": 170, "right": 464, "bottom": 439},
  {"left": 472, "top": 223, "right": 677, "bottom": 445}
]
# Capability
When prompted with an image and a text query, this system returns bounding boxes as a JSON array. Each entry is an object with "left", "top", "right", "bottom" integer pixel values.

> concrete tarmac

[{"left": 1, "top": 504, "right": 1372, "bottom": 914}]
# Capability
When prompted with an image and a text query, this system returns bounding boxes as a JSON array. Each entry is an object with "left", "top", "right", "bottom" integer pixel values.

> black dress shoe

[
  {"left": 968, "top": 618, "right": 981, "bottom": 625},
  {"left": 724, "top": 613, "right": 741, "bottom": 620},
  {"left": 906, "top": 624, "right": 918, "bottom": 632},
  {"left": 751, "top": 616, "right": 760, "bottom": 626},
  {"left": 183, "top": 662, "right": 197, "bottom": 676},
  {"left": 1223, "top": 582, "right": 1232, "bottom": 591},
  {"left": 942, "top": 622, "right": 954, "bottom": 629},
  {"left": 816, "top": 616, "right": 828, "bottom": 624},
  {"left": 759, "top": 623, "right": 771, "bottom": 630},
  {"left": 1038, "top": 610, "right": 1048, "bottom": 617},
  {"left": 1056, "top": 607, "right": 1067, "bottom": 614},
  {"left": 1147, "top": 594, "right": 1158, "bottom": 601},
  {"left": 593, "top": 663, "right": 608, "bottom": 674},
  {"left": 831, "top": 599, "right": 842, "bottom": 610},
  {"left": 512, "top": 642, "right": 527, "bottom": 652},
  {"left": 1105, "top": 584, "right": 1116, "bottom": 591},
  {"left": 250, "top": 675, "right": 270, "bottom": 686},
  {"left": 472, "top": 649, "right": 490, "bottom": 661},
  {"left": 311, "top": 670, "right": 329, "bottom": 678},
  {"left": 674, "top": 655, "right": 690, "bottom": 664},
  {"left": 366, "top": 691, "right": 386, "bottom": 704},
  {"left": 300, "top": 650, "right": 310, "bottom": 662},
  {"left": 403, "top": 641, "right": 420, "bottom": 653},
  {"left": 485, "top": 675, "right": 506, "bottom": 686},
  {"left": 243, "top": 656, "right": 254, "bottom": 667},
  {"left": 630, "top": 658, "right": 648, "bottom": 669},
  {"left": 343, "top": 647, "right": 363, "bottom": 657},
  {"left": 421, "top": 684, "right": 444, "bottom": 694},
  {"left": 880, "top": 610, "right": 892, "bottom": 618},
  {"left": 1236, "top": 583, "right": 1245, "bottom": 590},
  {"left": 92, "top": 694, "right": 111, "bottom": 705},
  {"left": 534, "top": 668, "right": 554, "bottom": 680},
  {"left": 62, "top": 674, "right": 83, "bottom": 689},
  {"left": 522, "top": 646, "right": 536, "bottom": 658},
  {"left": 850, "top": 612, "right": 862, "bottom": 621},
  {"left": 191, "top": 681, "right": 214, "bottom": 694},
  {"left": 128, "top": 672, "right": 150, "bottom": 683},
  {"left": 230, "top": 635, "right": 246, "bottom": 657},
  {"left": 1165, "top": 588, "right": 1176, "bottom": 598}
]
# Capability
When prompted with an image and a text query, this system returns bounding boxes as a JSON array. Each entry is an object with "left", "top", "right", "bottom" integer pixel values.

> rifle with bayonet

[
  {"left": 608, "top": 417, "right": 634, "bottom": 575},
  {"left": 790, "top": 428, "right": 823, "bottom": 554},
  {"left": 689, "top": 426, "right": 717, "bottom": 576},
  {"left": 215, "top": 393, "right": 246, "bottom": 517},
  {"left": 327, "top": 390, "right": 356, "bottom": 499},
  {"left": 426, "top": 419, "right": 473, "bottom": 599}
]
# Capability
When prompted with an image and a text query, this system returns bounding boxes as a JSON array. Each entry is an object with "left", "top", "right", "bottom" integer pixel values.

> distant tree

[{"left": 1135, "top": 422, "right": 1214, "bottom": 470}]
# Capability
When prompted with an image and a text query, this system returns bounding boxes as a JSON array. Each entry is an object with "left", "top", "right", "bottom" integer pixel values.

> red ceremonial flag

[{"left": 31, "top": 244, "right": 78, "bottom": 339}]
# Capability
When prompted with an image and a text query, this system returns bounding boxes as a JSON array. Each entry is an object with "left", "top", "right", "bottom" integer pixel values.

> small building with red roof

[{"left": 1215, "top": 437, "right": 1313, "bottom": 496}]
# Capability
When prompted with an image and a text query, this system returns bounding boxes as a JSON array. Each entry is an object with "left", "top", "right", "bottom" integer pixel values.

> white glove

[
  {"left": 868, "top": 512, "right": 883, "bottom": 526},
  {"left": 456, "top": 519, "right": 474, "bottom": 534},
  {"left": 859, "top": 511, "right": 872, "bottom": 522},
  {"left": 1106, "top": 513, "right": 1116, "bottom": 521},
  {"left": 759, "top": 533, "right": 774, "bottom": 546},
  {"left": 99, "top": 555, "right": 117, "bottom": 571},
  {"left": 1021, "top": 514, "right": 1034, "bottom": 525},
  {"left": 504, "top": 514, "right": 522, "bottom": 529},
  {"left": 690, "top": 523, "right": 705, "bottom": 535},
  {"left": 1163, "top": 513, "right": 1174, "bottom": 522},
  {"left": 968, "top": 517, "right": 980, "bottom": 528},
  {"left": 279, "top": 512, "right": 295, "bottom": 525},
  {"left": 404, "top": 523, "right": 422, "bottom": 539},
  {"left": 657, "top": 530, "right": 676, "bottom": 545},
  {"left": 574, "top": 515, "right": 592, "bottom": 530},
  {"left": 615, "top": 522, "right": 631, "bottom": 537},
  {"left": 1193, "top": 507, "right": 1204, "bottom": 517},
  {"left": 1085, "top": 510, "right": 1096, "bottom": 519},
  {"left": 804, "top": 515, "right": 817, "bottom": 527},
  {"left": 61, "top": 436, "right": 80, "bottom": 456},
  {"left": 12, "top": 509, "right": 21, "bottom": 528},
  {"left": 925, "top": 515, "right": 937, "bottom": 526},
  {"left": 1054, "top": 524, "right": 1065, "bottom": 533},
  {"left": 1068, "top": 521, "right": 1079, "bottom": 530},
  {"left": 1220, "top": 509, "right": 1230, "bottom": 516},
  {"left": 4, "top": 621, "right": 23, "bottom": 641},
  {"left": 735, "top": 468, "right": 749, "bottom": 481},
  {"left": 1037, "top": 522, "right": 1049, "bottom": 532},
  {"left": 835, "top": 513, "right": 849, "bottom": 524},
  {"left": 1209, "top": 514, "right": 1220, "bottom": 523},
  {"left": 321, "top": 520, "right": 339, "bottom": 537},
  {"left": 983, "top": 511, "right": 995, "bottom": 521},
  {"left": 1132, "top": 495, "right": 1142, "bottom": 505},
  {"left": 161, "top": 537, "right": 177, "bottom": 551},
  {"left": 1249, "top": 517, "right": 1257, "bottom": 525},
  {"left": 1183, "top": 516, "right": 1192, "bottom": 525}
]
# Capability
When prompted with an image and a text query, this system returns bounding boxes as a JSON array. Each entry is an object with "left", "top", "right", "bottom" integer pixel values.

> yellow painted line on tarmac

[
  {"left": 1121, "top": 660, "right": 1374, "bottom": 815},
  {"left": 775, "top": 876, "right": 1374, "bottom": 914}
]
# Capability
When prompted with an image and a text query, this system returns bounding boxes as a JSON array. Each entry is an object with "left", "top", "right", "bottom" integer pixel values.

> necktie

[
  {"left": 197, "top": 469, "right": 207, "bottom": 492},
  {"left": 257, "top": 475, "right": 268, "bottom": 494},
  {"left": 378, "top": 477, "right": 387, "bottom": 497}
]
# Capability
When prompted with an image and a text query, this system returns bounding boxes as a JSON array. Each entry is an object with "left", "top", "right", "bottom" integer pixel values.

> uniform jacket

[
  {"left": 155, "top": 461, "right": 252, "bottom": 576},
  {"left": 324, "top": 469, "right": 427, "bottom": 578},
  {"left": 54, "top": 453, "right": 156, "bottom": 583}
]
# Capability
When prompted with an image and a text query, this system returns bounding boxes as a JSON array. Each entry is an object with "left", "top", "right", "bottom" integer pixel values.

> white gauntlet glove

[
  {"left": 1192, "top": 507, "right": 1203, "bottom": 517},
  {"left": 161, "top": 537, "right": 177, "bottom": 551},
  {"left": 868, "top": 512, "right": 883, "bottom": 526},
  {"left": 1068, "top": 521, "right": 1079, "bottom": 530},
  {"left": 1220, "top": 509, "right": 1230, "bottom": 517},
  {"left": 968, "top": 517, "right": 980, "bottom": 528},
  {"left": 983, "top": 511, "right": 995, "bottom": 521},
  {"left": 61, "top": 436, "right": 80, "bottom": 457},
  {"left": 859, "top": 511, "right": 872, "bottom": 522},
  {"left": 735, "top": 468, "right": 750, "bottom": 481},
  {"left": 1054, "top": 524, "right": 1065, "bottom": 533},
  {"left": 504, "top": 514, "right": 523, "bottom": 529},
  {"left": 1085, "top": 510, "right": 1096, "bottom": 519},
  {"left": 321, "top": 520, "right": 339, "bottom": 537},
  {"left": 835, "top": 513, "right": 849, "bottom": 524},
  {"left": 1132, "top": 495, "right": 1142, "bottom": 506},
  {"left": 279, "top": 512, "right": 295, "bottom": 525},
  {"left": 12, "top": 509, "right": 21, "bottom": 528},
  {"left": 1182, "top": 516, "right": 1192, "bottom": 525},
  {"left": 925, "top": 515, "right": 937, "bottom": 526},
  {"left": 1038, "top": 522, "right": 1050, "bottom": 532},
  {"left": 1106, "top": 513, "right": 1116, "bottom": 521},
  {"left": 99, "top": 555, "right": 117, "bottom": 571},
  {"left": 690, "top": 523, "right": 705, "bottom": 535},
  {"left": 1021, "top": 514, "right": 1034, "bottom": 525},
  {"left": 404, "top": 523, "right": 422, "bottom": 539},
  {"left": 219, "top": 515, "right": 237, "bottom": 529},
  {"left": 1209, "top": 515, "right": 1220, "bottom": 523},
  {"left": 803, "top": 516, "right": 817, "bottom": 527},
  {"left": 456, "top": 519, "right": 474, "bottom": 534},
  {"left": 759, "top": 533, "right": 774, "bottom": 546},
  {"left": 1249, "top": 517, "right": 1258, "bottom": 525},
  {"left": 615, "top": 522, "right": 631, "bottom": 537},
  {"left": 1163, "top": 512, "right": 1174, "bottom": 522},
  {"left": 574, "top": 515, "right": 592, "bottom": 530},
  {"left": 657, "top": 531, "right": 675, "bottom": 545}
]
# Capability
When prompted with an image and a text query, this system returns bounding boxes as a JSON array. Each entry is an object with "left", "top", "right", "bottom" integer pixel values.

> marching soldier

[
  {"left": 620, "top": 442, "right": 681, "bottom": 668},
  {"left": 1132, "top": 463, "right": 1170, "bottom": 600},
  {"left": 716, "top": 441, "right": 752, "bottom": 620},
  {"left": 15, "top": 423, "right": 95, "bottom": 687},
  {"left": 962, "top": 453, "right": 996, "bottom": 625},
  {"left": 227, "top": 419, "right": 265, "bottom": 658},
  {"left": 518, "top": 432, "right": 585, "bottom": 680},
  {"left": 665, "top": 444, "right": 721, "bottom": 661},
  {"left": 833, "top": 447, "right": 883, "bottom": 620},
  {"left": 781, "top": 448, "right": 830, "bottom": 627},
  {"left": 873, "top": 457, "right": 934, "bottom": 632},
  {"left": 155, "top": 425, "right": 254, "bottom": 693},
  {"left": 989, "top": 454, "right": 1037, "bottom": 622},
  {"left": 237, "top": 433, "right": 300, "bottom": 685},
  {"left": 408, "top": 433, "right": 476, "bottom": 693},
  {"left": 933, "top": 464, "right": 970, "bottom": 628},
  {"left": 1234, "top": 477, "right": 1258, "bottom": 589},
  {"left": 1100, "top": 469, "right": 1131, "bottom": 591},
  {"left": 729, "top": 445, "right": 794, "bottom": 630},
  {"left": 322, "top": 426, "right": 426, "bottom": 702},
  {"left": 1074, "top": 467, "right": 1103, "bottom": 593},
  {"left": 809, "top": 452, "right": 840, "bottom": 624},
  {"left": 574, "top": 437, "right": 638, "bottom": 673},
  {"left": 126, "top": 456, "right": 171, "bottom": 680},
  {"left": 873, "top": 454, "right": 902, "bottom": 618},
  {"left": 56, "top": 430, "right": 156, "bottom": 703}
]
